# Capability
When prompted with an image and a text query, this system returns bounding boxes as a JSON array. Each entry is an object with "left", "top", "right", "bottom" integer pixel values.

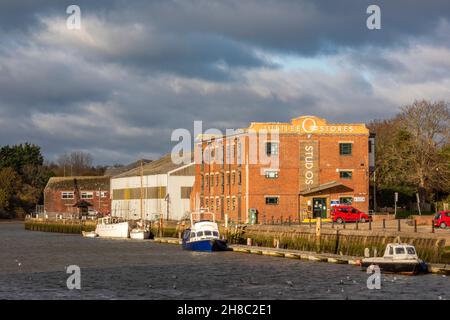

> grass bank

[{"left": 24, "top": 220, "right": 96, "bottom": 234}]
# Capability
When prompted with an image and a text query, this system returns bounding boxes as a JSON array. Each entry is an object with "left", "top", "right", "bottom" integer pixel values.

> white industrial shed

[{"left": 110, "top": 153, "right": 194, "bottom": 221}]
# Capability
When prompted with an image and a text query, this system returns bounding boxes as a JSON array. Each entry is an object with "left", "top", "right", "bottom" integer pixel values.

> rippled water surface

[{"left": 0, "top": 222, "right": 448, "bottom": 300}]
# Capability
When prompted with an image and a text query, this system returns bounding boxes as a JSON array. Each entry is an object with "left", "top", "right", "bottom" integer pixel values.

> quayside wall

[{"left": 225, "top": 225, "right": 450, "bottom": 264}]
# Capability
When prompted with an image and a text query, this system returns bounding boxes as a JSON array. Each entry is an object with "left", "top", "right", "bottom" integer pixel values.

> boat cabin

[
  {"left": 184, "top": 220, "right": 220, "bottom": 242},
  {"left": 383, "top": 243, "right": 419, "bottom": 260}
]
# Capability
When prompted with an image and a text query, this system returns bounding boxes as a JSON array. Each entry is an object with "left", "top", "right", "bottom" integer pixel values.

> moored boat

[
  {"left": 82, "top": 231, "right": 98, "bottom": 238},
  {"left": 130, "top": 228, "right": 150, "bottom": 240},
  {"left": 361, "top": 242, "right": 428, "bottom": 275},
  {"left": 181, "top": 211, "right": 228, "bottom": 252},
  {"left": 95, "top": 216, "right": 130, "bottom": 238}
]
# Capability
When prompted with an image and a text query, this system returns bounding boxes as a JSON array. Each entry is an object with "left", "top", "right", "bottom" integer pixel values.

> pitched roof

[
  {"left": 113, "top": 153, "right": 193, "bottom": 178},
  {"left": 104, "top": 159, "right": 152, "bottom": 176},
  {"left": 45, "top": 176, "right": 110, "bottom": 190}
]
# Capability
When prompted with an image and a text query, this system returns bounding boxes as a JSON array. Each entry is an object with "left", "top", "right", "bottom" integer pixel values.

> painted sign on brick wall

[{"left": 299, "top": 140, "right": 319, "bottom": 191}]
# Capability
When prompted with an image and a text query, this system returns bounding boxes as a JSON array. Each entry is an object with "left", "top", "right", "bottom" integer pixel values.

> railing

[{"left": 218, "top": 215, "right": 447, "bottom": 235}]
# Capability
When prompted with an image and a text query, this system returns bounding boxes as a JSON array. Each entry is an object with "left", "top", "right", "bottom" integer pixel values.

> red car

[
  {"left": 331, "top": 205, "right": 372, "bottom": 224},
  {"left": 434, "top": 211, "right": 450, "bottom": 229}
]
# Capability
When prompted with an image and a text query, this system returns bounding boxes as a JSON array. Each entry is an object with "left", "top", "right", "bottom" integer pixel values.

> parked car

[
  {"left": 434, "top": 211, "right": 450, "bottom": 229},
  {"left": 331, "top": 205, "right": 372, "bottom": 224}
]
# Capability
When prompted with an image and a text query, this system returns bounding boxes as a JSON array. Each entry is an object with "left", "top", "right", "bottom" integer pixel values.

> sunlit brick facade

[{"left": 190, "top": 116, "right": 373, "bottom": 223}]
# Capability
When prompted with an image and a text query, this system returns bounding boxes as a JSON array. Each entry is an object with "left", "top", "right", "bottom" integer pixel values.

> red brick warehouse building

[
  {"left": 190, "top": 115, "right": 375, "bottom": 223},
  {"left": 44, "top": 176, "right": 111, "bottom": 218}
]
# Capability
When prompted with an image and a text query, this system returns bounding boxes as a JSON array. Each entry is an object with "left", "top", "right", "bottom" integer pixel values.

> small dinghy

[
  {"left": 182, "top": 211, "right": 228, "bottom": 252},
  {"left": 82, "top": 231, "right": 98, "bottom": 238},
  {"left": 361, "top": 242, "right": 428, "bottom": 275},
  {"left": 130, "top": 228, "right": 150, "bottom": 240}
]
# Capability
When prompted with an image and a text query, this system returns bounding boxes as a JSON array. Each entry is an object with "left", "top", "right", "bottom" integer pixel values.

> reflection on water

[{"left": 0, "top": 222, "right": 448, "bottom": 300}]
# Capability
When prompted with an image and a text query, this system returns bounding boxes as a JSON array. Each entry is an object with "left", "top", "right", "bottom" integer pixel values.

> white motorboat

[
  {"left": 130, "top": 229, "right": 150, "bottom": 239},
  {"left": 361, "top": 242, "right": 428, "bottom": 275},
  {"left": 130, "top": 221, "right": 150, "bottom": 239},
  {"left": 95, "top": 216, "right": 130, "bottom": 238}
]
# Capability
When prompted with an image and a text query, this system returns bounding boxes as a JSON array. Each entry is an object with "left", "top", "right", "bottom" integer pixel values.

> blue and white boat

[{"left": 182, "top": 211, "right": 228, "bottom": 252}]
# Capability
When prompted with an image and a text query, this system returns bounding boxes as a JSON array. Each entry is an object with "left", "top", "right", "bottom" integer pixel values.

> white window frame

[
  {"left": 61, "top": 191, "right": 74, "bottom": 199},
  {"left": 81, "top": 192, "right": 94, "bottom": 199}
]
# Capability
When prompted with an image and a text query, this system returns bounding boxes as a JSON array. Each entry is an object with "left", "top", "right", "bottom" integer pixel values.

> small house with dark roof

[
  {"left": 111, "top": 153, "right": 194, "bottom": 221},
  {"left": 43, "top": 176, "right": 111, "bottom": 218}
]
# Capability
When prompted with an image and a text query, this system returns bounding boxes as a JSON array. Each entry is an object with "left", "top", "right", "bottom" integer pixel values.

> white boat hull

[
  {"left": 82, "top": 231, "right": 98, "bottom": 238},
  {"left": 95, "top": 221, "right": 130, "bottom": 238},
  {"left": 130, "top": 230, "right": 150, "bottom": 240}
]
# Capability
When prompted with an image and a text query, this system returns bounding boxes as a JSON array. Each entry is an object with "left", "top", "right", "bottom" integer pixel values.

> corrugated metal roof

[
  {"left": 104, "top": 159, "right": 152, "bottom": 176},
  {"left": 113, "top": 153, "right": 193, "bottom": 178}
]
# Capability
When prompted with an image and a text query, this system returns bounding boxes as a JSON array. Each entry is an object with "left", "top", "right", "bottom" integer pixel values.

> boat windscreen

[
  {"left": 406, "top": 247, "right": 416, "bottom": 255},
  {"left": 196, "top": 231, "right": 204, "bottom": 237},
  {"left": 395, "top": 247, "right": 405, "bottom": 254},
  {"left": 213, "top": 231, "right": 219, "bottom": 237},
  {"left": 204, "top": 231, "right": 212, "bottom": 236}
]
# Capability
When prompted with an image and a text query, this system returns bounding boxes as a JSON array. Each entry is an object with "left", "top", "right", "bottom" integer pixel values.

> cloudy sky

[{"left": 1, "top": 0, "right": 449, "bottom": 165}]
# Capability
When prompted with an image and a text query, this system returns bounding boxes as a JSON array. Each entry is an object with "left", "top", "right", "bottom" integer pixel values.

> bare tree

[
  {"left": 57, "top": 151, "right": 94, "bottom": 176},
  {"left": 398, "top": 100, "right": 450, "bottom": 203}
]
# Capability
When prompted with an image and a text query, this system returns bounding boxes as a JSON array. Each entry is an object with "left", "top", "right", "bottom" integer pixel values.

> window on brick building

[
  {"left": 230, "top": 144, "right": 235, "bottom": 164},
  {"left": 237, "top": 142, "right": 242, "bottom": 165},
  {"left": 265, "top": 142, "right": 279, "bottom": 156},
  {"left": 81, "top": 192, "right": 93, "bottom": 199},
  {"left": 232, "top": 197, "right": 236, "bottom": 210},
  {"left": 61, "top": 192, "right": 74, "bottom": 199},
  {"left": 339, "top": 171, "right": 353, "bottom": 179},
  {"left": 215, "top": 174, "right": 219, "bottom": 186},
  {"left": 339, "top": 143, "right": 352, "bottom": 156},
  {"left": 211, "top": 175, "right": 214, "bottom": 187},
  {"left": 265, "top": 170, "right": 279, "bottom": 179},
  {"left": 227, "top": 172, "right": 230, "bottom": 185},
  {"left": 238, "top": 171, "right": 242, "bottom": 185},
  {"left": 227, "top": 197, "right": 230, "bottom": 210},
  {"left": 265, "top": 196, "right": 279, "bottom": 205},
  {"left": 232, "top": 171, "right": 236, "bottom": 185},
  {"left": 205, "top": 198, "right": 209, "bottom": 208},
  {"left": 216, "top": 198, "right": 220, "bottom": 210}
]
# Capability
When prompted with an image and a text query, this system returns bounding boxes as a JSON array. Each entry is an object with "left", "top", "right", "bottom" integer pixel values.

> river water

[{"left": 0, "top": 222, "right": 448, "bottom": 300}]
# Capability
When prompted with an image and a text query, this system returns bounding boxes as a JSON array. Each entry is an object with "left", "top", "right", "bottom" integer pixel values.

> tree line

[
  {"left": 0, "top": 146, "right": 106, "bottom": 219},
  {"left": 369, "top": 100, "right": 450, "bottom": 212}
]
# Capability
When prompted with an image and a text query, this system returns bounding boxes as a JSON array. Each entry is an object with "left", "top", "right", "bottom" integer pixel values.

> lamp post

[{"left": 373, "top": 169, "right": 377, "bottom": 213}]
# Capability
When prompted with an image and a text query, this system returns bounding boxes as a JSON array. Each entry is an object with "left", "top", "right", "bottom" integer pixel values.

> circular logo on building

[{"left": 302, "top": 118, "right": 318, "bottom": 133}]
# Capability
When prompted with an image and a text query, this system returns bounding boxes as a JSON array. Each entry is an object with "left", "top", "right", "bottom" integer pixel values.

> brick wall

[{"left": 191, "top": 119, "right": 370, "bottom": 223}]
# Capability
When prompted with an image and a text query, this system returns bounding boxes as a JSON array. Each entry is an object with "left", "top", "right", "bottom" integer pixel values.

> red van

[
  {"left": 434, "top": 211, "right": 450, "bottom": 229},
  {"left": 331, "top": 205, "right": 372, "bottom": 224}
]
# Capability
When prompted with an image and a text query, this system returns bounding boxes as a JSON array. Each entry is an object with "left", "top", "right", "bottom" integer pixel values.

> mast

[{"left": 140, "top": 159, "right": 144, "bottom": 222}]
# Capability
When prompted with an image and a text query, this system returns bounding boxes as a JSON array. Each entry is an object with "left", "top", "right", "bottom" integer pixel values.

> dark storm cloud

[{"left": 0, "top": 1, "right": 449, "bottom": 164}]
